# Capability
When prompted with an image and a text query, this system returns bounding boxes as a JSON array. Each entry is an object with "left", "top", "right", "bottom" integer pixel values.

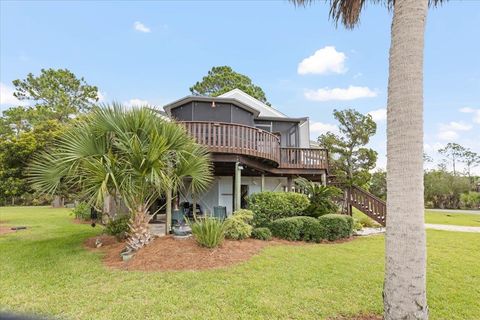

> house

[{"left": 162, "top": 89, "right": 329, "bottom": 216}]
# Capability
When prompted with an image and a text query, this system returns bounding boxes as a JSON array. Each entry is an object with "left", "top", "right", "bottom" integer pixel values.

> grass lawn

[
  {"left": 354, "top": 207, "right": 480, "bottom": 227},
  {"left": 1, "top": 207, "right": 479, "bottom": 320},
  {"left": 425, "top": 210, "right": 480, "bottom": 227}
]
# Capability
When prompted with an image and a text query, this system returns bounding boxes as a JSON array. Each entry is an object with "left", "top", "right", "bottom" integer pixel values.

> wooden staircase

[{"left": 345, "top": 185, "right": 386, "bottom": 226}]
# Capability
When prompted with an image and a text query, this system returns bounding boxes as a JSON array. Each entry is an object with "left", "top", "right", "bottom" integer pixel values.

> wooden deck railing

[
  {"left": 182, "top": 121, "right": 281, "bottom": 164},
  {"left": 347, "top": 185, "right": 386, "bottom": 226},
  {"left": 279, "top": 147, "right": 328, "bottom": 169},
  {"left": 181, "top": 121, "right": 328, "bottom": 170}
]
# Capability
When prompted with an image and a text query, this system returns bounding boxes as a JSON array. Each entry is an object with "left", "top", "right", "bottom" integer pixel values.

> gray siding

[
  {"left": 170, "top": 101, "right": 254, "bottom": 126},
  {"left": 170, "top": 102, "right": 193, "bottom": 121},
  {"left": 255, "top": 120, "right": 299, "bottom": 147}
]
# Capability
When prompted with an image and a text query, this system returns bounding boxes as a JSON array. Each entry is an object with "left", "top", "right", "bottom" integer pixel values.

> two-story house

[{"left": 162, "top": 89, "right": 329, "bottom": 216}]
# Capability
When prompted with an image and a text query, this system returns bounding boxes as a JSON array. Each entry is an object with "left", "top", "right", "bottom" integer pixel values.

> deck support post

[
  {"left": 261, "top": 174, "right": 265, "bottom": 192},
  {"left": 287, "top": 176, "right": 293, "bottom": 192},
  {"left": 165, "top": 189, "right": 172, "bottom": 235},
  {"left": 234, "top": 162, "right": 242, "bottom": 211},
  {"left": 321, "top": 173, "right": 327, "bottom": 186}
]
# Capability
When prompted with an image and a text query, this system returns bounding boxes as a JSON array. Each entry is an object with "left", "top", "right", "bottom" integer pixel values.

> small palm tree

[
  {"left": 295, "top": 177, "right": 342, "bottom": 217},
  {"left": 291, "top": 0, "right": 446, "bottom": 319},
  {"left": 29, "top": 104, "right": 212, "bottom": 250}
]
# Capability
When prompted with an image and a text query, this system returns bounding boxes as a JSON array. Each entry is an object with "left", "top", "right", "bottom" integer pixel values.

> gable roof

[{"left": 218, "top": 89, "right": 287, "bottom": 118}]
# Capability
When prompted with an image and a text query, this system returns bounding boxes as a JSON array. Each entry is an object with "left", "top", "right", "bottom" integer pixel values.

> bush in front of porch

[
  {"left": 269, "top": 214, "right": 354, "bottom": 243},
  {"left": 247, "top": 191, "right": 309, "bottom": 227}
]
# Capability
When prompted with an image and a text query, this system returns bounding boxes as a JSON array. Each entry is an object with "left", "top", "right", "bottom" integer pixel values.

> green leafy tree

[
  {"left": 424, "top": 169, "right": 470, "bottom": 208},
  {"left": 369, "top": 169, "right": 387, "bottom": 200},
  {"left": 12, "top": 68, "right": 99, "bottom": 123},
  {"left": 318, "top": 109, "right": 377, "bottom": 187},
  {"left": 438, "top": 143, "right": 466, "bottom": 175},
  {"left": 29, "top": 105, "right": 213, "bottom": 250},
  {"left": 189, "top": 66, "right": 270, "bottom": 105},
  {"left": 0, "top": 69, "right": 99, "bottom": 205},
  {"left": 0, "top": 120, "right": 65, "bottom": 205},
  {"left": 460, "top": 149, "right": 480, "bottom": 184}
]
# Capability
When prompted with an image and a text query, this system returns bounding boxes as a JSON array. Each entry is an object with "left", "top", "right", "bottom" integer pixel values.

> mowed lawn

[
  {"left": 425, "top": 210, "right": 480, "bottom": 227},
  {"left": 0, "top": 207, "right": 479, "bottom": 320}
]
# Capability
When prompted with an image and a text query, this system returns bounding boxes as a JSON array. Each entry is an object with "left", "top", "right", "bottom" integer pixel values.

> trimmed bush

[
  {"left": 269, "top": 216, "right": 318, "bottom": 241},
  {"left": 318, "top": 214, "right": 354, "bottom": 241},
  {"left": 248, "top": 192, "right": 310, "bottom": 226},
  {"left": 230, "top": 209, "right": 254, "bottom": 223},
  {"left": 224, "top": 210, "right": 254, "bottom": 240},
  {"left": 71, "top": 202, "right": 90, "bottom": 220},
  {"left": 105, "top": 215, "right": 130, "bottom": 240},
  {"left": 190, "top": 217, "right": 225, "bottom": 248},
  {"left": 302, "top": 220, "right": 327, "bottom": 243},
  {"left": 251, "top": 227, "right": 272, "bottom": 241}
]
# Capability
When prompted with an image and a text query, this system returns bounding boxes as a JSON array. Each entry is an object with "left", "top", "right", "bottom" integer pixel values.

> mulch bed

[{"left": 84, "top": 234, "right": 355, "bottom": 272}]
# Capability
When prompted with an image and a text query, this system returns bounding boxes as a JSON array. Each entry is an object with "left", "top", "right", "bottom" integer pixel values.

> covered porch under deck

[{"left": 149, "top": 153, "right": 328, "bottom": 236}]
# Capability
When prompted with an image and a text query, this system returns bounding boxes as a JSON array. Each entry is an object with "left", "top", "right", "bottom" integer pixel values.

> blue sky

[{"left": 1, "top": 1, "right": 479, "bottom": 173}]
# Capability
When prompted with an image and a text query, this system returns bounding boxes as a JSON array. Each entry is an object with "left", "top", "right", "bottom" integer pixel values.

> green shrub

[
  {"left": 224, "top": 210, "right": 254, "bottom": 240},
  {"left": 230, "top": 209, "right": 254, "bottom": 223},
  {"left": 318, "top": 214, "right": 354, "bottom": 241},
  {"left": 353, "top": 219, "right": 363, "bottom": 231},
  {"left": 190, "top": 217, "right": 225, "bottom": 248},
  {"left": 460, "top": 192, "right": 480, "bottom": 209},
  {"left": 248, "top": 192, "right": 310, "bottom": 226},
  {"left": 105, "top": 215, "right": 130, "bottom": 240},
  {"left": 269, "top": 216, "right": 318, "bottom": 241},
  {"left": 251, "top": 227, "right": 272, "bottom": 241},
  {"left": 356, "top": 214, "right": 378, "bottom": 228},
  {"left": 71, "top": 202, "right": 90, "bottom": 220},
  {"left": 302, "top": 220, "right": 327, "bottom": 243}
]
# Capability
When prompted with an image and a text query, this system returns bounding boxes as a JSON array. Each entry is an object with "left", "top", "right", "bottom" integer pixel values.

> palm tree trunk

[
  {"left": 384, "top": 0, "right": 429, "bottom": 319},
  {"left": 126, "top": 205, "right": 153, "bottom": 251}
]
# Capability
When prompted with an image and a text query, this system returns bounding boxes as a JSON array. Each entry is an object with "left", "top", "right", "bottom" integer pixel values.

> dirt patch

[
  {"left": 86, "top": 234, "right": 355, "bottom": 272},
  {"left": 73, "top": 218, "right": 94, "bottom": 225},
  {"left": 0, "top": 224, "right": 15, "bottom": 235},
  {"left": 330, "top": 315, "right": 382, "bottom": 320},
  {"left": 84, "top": 235, "right": 119, "bottom": 248}
]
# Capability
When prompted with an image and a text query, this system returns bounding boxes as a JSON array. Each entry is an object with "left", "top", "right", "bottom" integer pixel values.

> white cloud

[
  {"left": 459, "top": 107, "right": 480, "bottom": 124},
  {"left": 124, "top": 98, "right": 150, "bottom": 107},
  {"left": 310, "top": 121, "right": 338, "bottom": 137},
  {"left": 304, "top": 85, "right": 377, "bottom": 102},
  {"left": 437, "top": 130, "right": 459, "bottom": 141},
  {"left": 133, "top": 21, "right": 151, "bottom": 33},
  {"left": 459, "top": 107, "right": 475, "bottom": 113},
  {"left": 440, "top": 121, "right": 472, "bottom": 132},
  {"left": 0, "top": 82, "right": 28, "bottom": 106},
  {"left": 298, "top": 46, "right": 347, "bottom": 75},
  {"left": 368, "top": 108, "right": 386, "bottom": 122}
]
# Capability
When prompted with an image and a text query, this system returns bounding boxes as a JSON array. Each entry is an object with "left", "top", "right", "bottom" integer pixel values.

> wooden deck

[{"left": 181, "top": 121, "right": 328, "bottom": 170}]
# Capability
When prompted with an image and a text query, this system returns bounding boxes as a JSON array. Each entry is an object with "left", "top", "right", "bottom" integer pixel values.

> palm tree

[
  {"left": 291, "top": 0, "right": 445, "bottom": 318},
  {"left": 29, "top": 104, "right": 212, "bottom": 250}
]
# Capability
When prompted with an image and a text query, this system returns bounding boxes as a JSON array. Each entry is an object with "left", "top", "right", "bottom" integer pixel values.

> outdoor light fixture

[{"left": 211, "top": 100, "right": 216, "bottom": 108}]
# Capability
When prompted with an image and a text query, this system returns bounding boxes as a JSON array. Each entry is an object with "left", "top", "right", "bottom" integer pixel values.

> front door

[{"left": 241, "top": 184, "right": 249, "bottom": 209}]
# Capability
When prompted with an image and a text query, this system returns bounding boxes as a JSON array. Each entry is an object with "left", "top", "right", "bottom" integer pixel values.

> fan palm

[
  {"left": 29, "top": 104, "right": 212, "bottom": 250},
  {"left": 291, "top": 0, "right": 446, "bottom": 319},
  {"left": 295, "top": 177, "right": 342, "bottom": 217}
]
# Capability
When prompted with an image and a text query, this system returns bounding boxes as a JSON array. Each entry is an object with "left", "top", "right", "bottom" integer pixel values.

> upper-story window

[{"left": 255, "top": 123, "right": 272, "bottom": 132}]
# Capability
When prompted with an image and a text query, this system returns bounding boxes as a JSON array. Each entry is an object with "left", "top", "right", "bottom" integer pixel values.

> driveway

[
  {"left": 425, "top": 224, "right": 480, "bottom": 233},
  {"left": 426, "top": 209, "right": 480, "bottom": 215}
]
